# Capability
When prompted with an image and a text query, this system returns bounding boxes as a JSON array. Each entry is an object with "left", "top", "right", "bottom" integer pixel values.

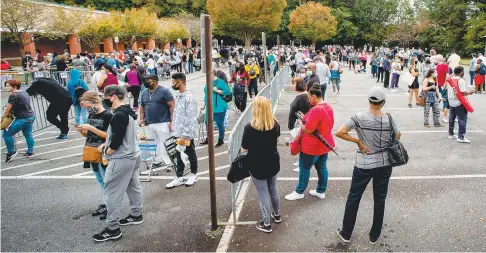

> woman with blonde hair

[
  {"left": 241, "top": 96, "right": 281, "bottom": 233},
  {"left": 75, "top": 91, "right": 113, "bottom": 219}
]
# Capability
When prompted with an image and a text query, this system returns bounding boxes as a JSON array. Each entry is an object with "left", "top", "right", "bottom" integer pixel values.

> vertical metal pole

[
  {"left": 200, "top": 14, "right": 207, "bottom": 74},
  {"left": 204, "top": 15, "right": 218, "bottom": 231},
  {"left": 277, "top": 35, "right": 280, "bottom": 70},
  {"left": 262, "top": 32, "right": 268, "bottom": 85}
]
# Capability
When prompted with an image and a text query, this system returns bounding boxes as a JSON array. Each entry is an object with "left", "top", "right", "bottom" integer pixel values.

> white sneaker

[
  {"left": 448, "top": 135, "right": 457, "bottom": 139},
  {"left": 443, "top": 118, "right": 449, "bottom": 123},
  {"left": 165, "top": 177, "right": 185, "bottom": 189},
  {"left": 184, "top": 173, "right": 199, "bottom": 186},
  {"left": 292, "top": 167, "right": 299, "bottom": 172},
  {"left": 309, "top": 190, "right": 326, "bottom": 199},
  {"left": 390, "top": 89, "right": 396, "bottom": 93},
  {"left": 285, "top": 191, "right": 304, "bottom": 201},
  {"left": 457, "top": 138, "right": 471, "bottom": 143},
  {"left": 293, "top": 161, "right": 299, "bottom": 166},
  {"left": 455, "top": 118, "right": 458, "bottom": 123}
]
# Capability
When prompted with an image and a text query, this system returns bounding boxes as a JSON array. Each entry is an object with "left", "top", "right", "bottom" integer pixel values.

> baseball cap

[
  {"left": 368, "top": 86, "right": 386, "bottom": 102},
  {"left": 104, "top": 85, "right": 126, "bottom": 97},
  {"left": 143, "top": 74, "right": 158, "bottom": 81}
]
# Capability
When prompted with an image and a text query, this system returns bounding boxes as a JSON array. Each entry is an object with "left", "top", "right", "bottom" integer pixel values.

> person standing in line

[
  {"left": 407, "top": 61, "right": 420, "bottom": 108},
  {"left": 2, "top": 80, "right": 35, "bottom": 162},
  {"left": 288, "top": 77, "right": 312, "bottom": 171},
  {"left": 241, "top": 97, "right": 281, "bottom": 233},
  {"left": 93, "top": 86, "right": 142, "bottom": 242},
  {"left": 26, "top": 78, "right": 72, "bottom": 140},
  {"left": 447, "top": 51, "right": 461, "bottom": 71},
  {"left": 245, "top": 59, "right": 260, "bottom": 100},
  {"left": 304, "top": 63, "right": 320, "bottom": 91},
  {"left": 383, "top": 55, "right": 391, "bottom": 89},
  {"left": 469, "top": 54, "right": 477, "bottom": 87},
  {"left": 140, "top": 74, "right": 175, "bottom": 170},
  {"left": 97, "top": 64, "right": 119, "bottom": 92},
  {"left": 229, "top": 63, "right": 250, "bottom": 112},
  {"left": 422, "top": 69, "right": 443, "bottom": 128},
  {"left": 420, "top": 57, "right": 433, "bottom": 85},
  {"left": 474, "top": 59, "right": 485, "bottom": 93},
  {"left": 66, "top": 69, "right": 89, "bottom": 125},
  {"left": 124, "top": 64, "right": 143, "bottom": 110},
  {"left": 447, "top": 66, "right": 474, "bottom": 143},
  {"left": 314, "top": 56, "right": 331, "bottom": 99},
  {"left": 390, "top": 58, "right": 402, "bottom": 92},
  {"left": 329, "top": 56, "right": 341, "bottom": 95},
  {"left": 285, "top": 84, "right": 335, "bottom": 201},
  {"left": 436, "top": 55, "right": 450, "bottom": 123},
  {"left": 146, "top": 54, "right": 156, "bottom": 75},
  {"left": 188, "top": 50, "right": 195, "bottom": 74},
  {"left": 212, "top": 48, "right": 220, "bottom": 67},
  {"left": 76, "top": 92, "right": 113, "bottom": 220},
  {"left": 370, "top": 54, "right": 378, "bottom": 78},
  {"left": 336, "top": 86, "right": 400, "bottom": 245},
  {"left": 165, "top": 73, "right": 199, "bottom": 189},
  {"left": 360, "top": 50, "right": 368, "bottom": 72},
  {"left": 201, "top": 70, "right": 231, "bottom": 147},
  {"left": 376, "top": 54, "right": 385, "bottom": 83}
]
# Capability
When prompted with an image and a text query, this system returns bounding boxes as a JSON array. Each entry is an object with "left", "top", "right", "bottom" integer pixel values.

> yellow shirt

[{"left": 245, "top": 64, "right": 260, "bottom": 79}]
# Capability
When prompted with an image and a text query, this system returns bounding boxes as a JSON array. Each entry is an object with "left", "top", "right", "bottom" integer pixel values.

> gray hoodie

[{"left": 105, "top": 105, "right": 140, "bottom": 160}]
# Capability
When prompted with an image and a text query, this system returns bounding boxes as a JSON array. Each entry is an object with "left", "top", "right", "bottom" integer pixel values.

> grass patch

[{"left": 460, "top": 58, "right": 471, "bottom": 66}]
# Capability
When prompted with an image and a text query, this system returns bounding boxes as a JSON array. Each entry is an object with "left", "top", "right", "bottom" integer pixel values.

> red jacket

[
  {"left": 1, "top": 62, "right": 11, "bottom": 70},
  {"left": 436, "top": 63, "right": 448, "bottom": 86},
  {"left": 229, "top": 71, "right": 250, "bottom": 86},
  {"left": 301, "top": 102, "right": 335, "bottom": 156}
]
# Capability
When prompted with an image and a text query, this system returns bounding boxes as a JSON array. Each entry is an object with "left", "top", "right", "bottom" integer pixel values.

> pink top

[{"left": 126, "top": 71, "right": 140, "bottom": 86}]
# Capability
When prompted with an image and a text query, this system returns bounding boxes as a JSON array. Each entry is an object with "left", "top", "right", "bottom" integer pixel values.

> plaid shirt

[{"left": 172, "top": 89, "right": 198, "bottom": 140}]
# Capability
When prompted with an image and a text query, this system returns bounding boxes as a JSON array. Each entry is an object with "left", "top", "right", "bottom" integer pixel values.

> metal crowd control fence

[{"left": 226, "top": 65, "right": 290, "bottom": 225}]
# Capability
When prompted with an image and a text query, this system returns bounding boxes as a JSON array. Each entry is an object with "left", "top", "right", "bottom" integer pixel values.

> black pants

[
  {"left": 248, "top": 78, "right": 258, "bottom": 98},
  {"left": 176, "top": 63, "right": 182, "bottom": 72},
  {"left": 361, "top": 60, "right": 367, "bottom": 71},
  {"left": 46, "top": 98, "right": 71, "bottom": 135},
  {"left": 349, "top": 60, "right": 356, "bottom": 70},
  {"left": 341, "top": 166, "right": 392, "bottom": 240},
  {"left": 383, "top": 71, "right": 390, "bottom": 88},
  {"left": 377, "top": 67, "right": 384, "bottom": 82},
  {"left": 175, "top": 139, "right": 198, "bottom": 177},
  {"left": 130, "top": 86, "right": 141, "bottom": 108},
  {"left": 233, "top": 84, "right": 247, "bottom": 112}
]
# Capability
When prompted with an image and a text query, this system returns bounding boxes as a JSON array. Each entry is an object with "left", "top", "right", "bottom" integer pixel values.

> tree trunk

[
  {"left": 244, "top": 32, "right": 253, "bottom": 49},
  {"left": 312, "top": 41, "right": 316, "bottom": 49}
]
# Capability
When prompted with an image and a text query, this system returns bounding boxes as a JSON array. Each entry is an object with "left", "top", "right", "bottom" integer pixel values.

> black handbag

[
  {"left": 227, "top": 151, "right": 250, "bottom": 183},
  {"left": 387, "top": 113, "right": 408, "bottom": 167}
]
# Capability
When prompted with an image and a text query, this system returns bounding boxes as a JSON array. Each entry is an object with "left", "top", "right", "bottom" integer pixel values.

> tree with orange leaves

[
  {"left": 288, "top": 2, "right": 337, "bottom": 48},
  {"left": 207, "top": 0, "right": 286, "bottom": 48}
]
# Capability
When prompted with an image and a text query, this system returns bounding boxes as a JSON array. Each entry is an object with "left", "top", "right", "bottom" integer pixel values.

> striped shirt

[{"left": 344, "top": 112, "right": 399, "bottom": 169}]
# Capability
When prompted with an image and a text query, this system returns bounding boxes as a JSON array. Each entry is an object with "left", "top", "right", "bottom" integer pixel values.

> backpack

[
  {"left": 479, "top": 63, "right": 486, "bottom": 75},
  {"left": 73, "top": 80, "right": 86, "bottom": 105},
  {"left": 248, "top": 65, "right": 256, "bottom": 76}
]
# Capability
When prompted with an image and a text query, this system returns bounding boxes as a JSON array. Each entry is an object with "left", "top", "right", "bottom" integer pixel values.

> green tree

[
  {"left": 111, "top": 8, "right": 159, "bottom": 48},
  {"left": 465, "top": 1, "right": 486, "bottom": 53},
  {"left": 207, "top": 0, "right": 287, "bottom": 48},
  {"left": 288, "top": 2, "right": 337, "bottom": 47},
  {"left": 77, "top": 16, "right": 117, "bottom": 53}
]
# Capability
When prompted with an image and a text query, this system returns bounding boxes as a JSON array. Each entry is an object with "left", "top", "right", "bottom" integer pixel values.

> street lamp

[
  {"left": 482, "top": 36, "right": 486, "bottom": 56},
  {"left": 113, "top": 36, "right": 119, "bottom": 52}
]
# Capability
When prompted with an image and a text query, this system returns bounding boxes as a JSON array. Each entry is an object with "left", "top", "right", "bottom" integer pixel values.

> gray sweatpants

[
  {"left": 104, "top": 156, "right": 142, "bottom": 230},
  {"left": 251, "top": 175, "right": 280, "bottom": 226}
]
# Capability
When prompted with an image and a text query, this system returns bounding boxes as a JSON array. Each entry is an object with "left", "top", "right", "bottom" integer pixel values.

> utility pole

[{"left": 202, "top": 14, "right": 218, "bottom": 231}]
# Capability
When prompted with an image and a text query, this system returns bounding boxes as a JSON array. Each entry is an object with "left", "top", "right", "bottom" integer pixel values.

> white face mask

[
  {"left": 101, "top": 70, "right": 106, "bottom": 74},
  {"left": 307, "top": 71, "right": 313, "bottom": 76},
  {"left": 300, "top": 73, "right": 306, "bottom": 78}
]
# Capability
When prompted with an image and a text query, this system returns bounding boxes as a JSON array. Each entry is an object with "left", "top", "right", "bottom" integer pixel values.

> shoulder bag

[
  {"left": 82, "top": 114, "right": 103, "bottom": 163},
  {"left": 1, "top": 93, "right": 17, "bottom": 130},
  {"left": 227, "top": 151, "right": 250, "bottom": 183},
  {"left": 386, "top": 113, "right": 408, "bottom": 167}
]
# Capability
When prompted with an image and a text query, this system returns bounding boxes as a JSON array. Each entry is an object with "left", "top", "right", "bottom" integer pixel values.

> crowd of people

[{"left": 2, "top": 42, "right": 484, "bottom": 243}]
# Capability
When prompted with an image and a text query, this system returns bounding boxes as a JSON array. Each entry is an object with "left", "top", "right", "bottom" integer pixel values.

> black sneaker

[
  {"left": 271, "top": 212, "right": 282, "bottom": 223},
  {"left": 93, "top": 227, "right": 122, "bottom": 242},
  {"left": 23, "top": 152, "right": 35, "bottom": 158},
  {"left": 256, "top": 221, "right": 272, "bottom": 233},
  {"left": 92, "top": 204, "right": 107, "bottom": 217},
  {"left": 55, "top": 134, "right": 68, "bottom": 140},
  {"left": 370, "top": 237, "right": 379, "bottom": 245},
  {"left": 119, "top": 214, "right": 143, "bottom": 226},
  {"left": 5, "top": 151, "right": 18, "bottom": 163},
  {"left": 215, "top": 139, "right": 224, "bottom": 147},
  {"left": 336, "top": 228, "right": 351, "bottom": 243}
]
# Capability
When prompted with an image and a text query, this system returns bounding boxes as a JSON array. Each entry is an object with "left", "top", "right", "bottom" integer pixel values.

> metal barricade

[{"left": 226, "top": 65, "right": 290, "bottom": 225}]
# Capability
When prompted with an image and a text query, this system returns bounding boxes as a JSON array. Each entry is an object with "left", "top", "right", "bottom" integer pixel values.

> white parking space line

[
  {"left": 196, "top": 164, "right": 229, "bottom": 176},
  {"left": 3, "top": 174, "right": 486, "bottom": 180},
  {"left": 19, "top": 163, "right": 84, "bottom": 177},
  {"left": 14, "top": 137, "right": 85, "bottom": 152},
  {"left": 14, "top": 145, "right": 84, "bottom": 161},
  {"left": 17, "top": 132, "right": 78, "bottom": 144},
  {"left": 1, "top": 153, "right": 81, "bottom": 171}
]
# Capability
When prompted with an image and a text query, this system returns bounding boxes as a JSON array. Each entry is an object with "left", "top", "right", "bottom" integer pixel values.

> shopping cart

[
  {"left": 138, "top": 139, "right": 158, "bottom": 182},
  {"left": 164, "top": 136, "right": 191, "bottom": 177}
]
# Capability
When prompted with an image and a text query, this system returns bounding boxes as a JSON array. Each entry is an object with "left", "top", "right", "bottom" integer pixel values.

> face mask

[
  {"left": 87, "top": 107, "right": 97, "bottom": 115},
  {"left": 104, "top": 98, "right": 113, "bottom": 108},
  {"left": 300, "top": 73, "right": 306, "bottom": 78},
  {"left": 172, "top": 83, "right": 179, "bottom": 91},
  {"left": 433, "top": 73, "right": 437, "bottom": 78},
  {"left": 101, "top": 70, "right": 106, "bottom": 74},
  {"left": 307, "top": 71, "right": 313, "bottom": 76},
  {"left": 308, "top": 97, "right": 316, "bottom": 107},
  {"left": 143, "top": 81, "right": 152, "bottom": 89},
  {"left": 26, "top": 54, "right": 30, "bottom": 57}
]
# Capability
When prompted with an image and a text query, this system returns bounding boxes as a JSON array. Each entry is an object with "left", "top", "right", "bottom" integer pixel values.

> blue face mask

[{"left": 307, "top": 71, "right": 313, "bottom": 76}]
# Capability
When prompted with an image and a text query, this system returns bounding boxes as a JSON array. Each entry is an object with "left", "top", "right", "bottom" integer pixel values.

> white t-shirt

[
  {"left": 447, "top": 53, "right": 461, "bottom": 70},
  {"left": 447, "top": 76, "right": 467, "bottom": 108},
  {"left": 392, "top": 62, "right": 401, "bottom": 74}
]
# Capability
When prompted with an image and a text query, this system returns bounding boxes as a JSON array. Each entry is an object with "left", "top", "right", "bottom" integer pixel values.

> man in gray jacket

[{"left": 93, "top": 85, "right": 142, "bottom": 242}]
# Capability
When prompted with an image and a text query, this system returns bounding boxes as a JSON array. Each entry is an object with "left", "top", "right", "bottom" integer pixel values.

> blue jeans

[
  {"left": 90, "top": 163, "right": 106, "bottom": 191},
  {"left": 74, "top": 105, "right": 87, "bottom": 125},
  {"left": 188, "top": 62, "right": 194, "bottom": 73},
  {"left": 296, "top": 153, "right": 329, "bottom": 194},
  {"left": 469, "top": 71, "right": 475, "bottom": 86},
  {"left": 214, "top": 111, "right": 226, "bottom": 141},
  {"left": 148, "top": 68, "right": 156, "bottom": 75},
  {"left": 321, "top": 83, "right": 327, "bottom": 99},
  {"left": 2, "top": 116, "right": 35, "bottom": 154},
  {"left": 449, "top": 104, "right": 468, "bottom": 140}
]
